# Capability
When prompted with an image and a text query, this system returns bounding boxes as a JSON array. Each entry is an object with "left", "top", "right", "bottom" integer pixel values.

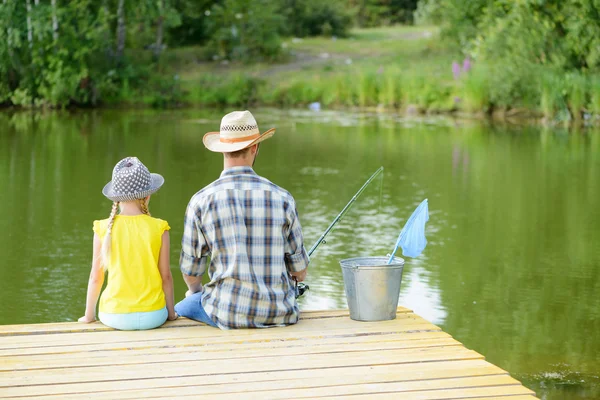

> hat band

[{"left": 220, "top": 133, "right": 260, "bottom": 144}]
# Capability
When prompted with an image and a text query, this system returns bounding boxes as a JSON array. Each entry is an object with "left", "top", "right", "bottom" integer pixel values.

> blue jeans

[
  {"left": 175, "top": 292, "right": 218, "bottom": 328},
  {"left": 99, "top": 307, "right": 168, "bottom": 331}
]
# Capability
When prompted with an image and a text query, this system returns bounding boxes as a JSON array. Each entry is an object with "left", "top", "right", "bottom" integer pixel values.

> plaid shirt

[{"left": 180, "top": 166, "right": 309, "bottom": 329}]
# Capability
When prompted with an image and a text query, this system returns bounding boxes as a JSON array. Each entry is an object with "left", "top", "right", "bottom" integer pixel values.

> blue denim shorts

[{"left": 99, "top": 307, "right": 168, "bottom": 331}]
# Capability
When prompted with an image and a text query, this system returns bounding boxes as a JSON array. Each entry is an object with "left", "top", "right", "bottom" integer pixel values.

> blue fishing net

[{"left": 397, "top": 199, "right": 429, "bottom": 258}]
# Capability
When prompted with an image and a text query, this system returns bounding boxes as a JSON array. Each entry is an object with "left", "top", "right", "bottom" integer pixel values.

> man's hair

[{"left": 224, "top": 147, "right": 251, "bottom": 159}]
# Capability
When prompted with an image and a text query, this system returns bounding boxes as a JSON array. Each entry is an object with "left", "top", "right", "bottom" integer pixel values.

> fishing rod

[
  {"left": 308, "top": 166, "right": 384, "bottom": 257},
  {"left": 296, "top": 166, "right": 384, "bottom": 298}
]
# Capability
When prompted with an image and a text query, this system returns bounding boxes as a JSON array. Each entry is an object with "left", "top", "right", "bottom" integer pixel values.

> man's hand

[
  {"left": 168, "top": 311, "right": 179, "bottom": 321},
  {"left": 290, "top": 268, "right": 307, "bottom": 282},
  {"left": 78, "top": 315, "right": 96, "bottom": 323}
]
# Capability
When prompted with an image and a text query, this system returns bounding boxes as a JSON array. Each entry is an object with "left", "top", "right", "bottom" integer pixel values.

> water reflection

[{"left": 399, "top": 262, "right": 447, "bottom": 325}]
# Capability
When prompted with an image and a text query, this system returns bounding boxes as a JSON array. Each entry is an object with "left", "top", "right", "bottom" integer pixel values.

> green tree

[
  {"left": 351, "top": 0, "right": 419, "bottom": 27},
  {"left": 280, "top": 0, "right": 353, "bottom": 37},
  {"left": 206, "top": 0, "right": 284, "bottom": 61}
]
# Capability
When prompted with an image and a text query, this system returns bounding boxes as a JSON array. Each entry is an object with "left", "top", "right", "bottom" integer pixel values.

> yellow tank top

[{"left": 93, "top": 214, "right": 170, "bottom": 314}]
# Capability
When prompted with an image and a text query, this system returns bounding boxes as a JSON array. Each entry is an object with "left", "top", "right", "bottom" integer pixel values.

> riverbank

[
  {"left": 130, "top": 25, "right": 595, "bottom": 127},
  {"left": 4, "top": 25, "right": 600, "bottom": 127}
]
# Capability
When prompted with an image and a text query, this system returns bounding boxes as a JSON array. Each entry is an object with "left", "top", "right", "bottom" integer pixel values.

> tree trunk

[
  {"left": 116, "top": 0, "right": 126, "bottom": 61},
  {"left": 3, "top": 0, "right": 11, "bottom": 48},
  {"left": 34, "top": 0, "right": 42, "bottom": 42},
  {"left": 102, "top": 0, "right": 113, "bottom": 59},
  {"left": 154, "top": 0, "right": 164, "bottom": 60},
  {"left": 52, "top": 0, "right": 58, "bottom": 42},
  {"left": 26, "top": 0, "right": 33, "bottom": 49}
]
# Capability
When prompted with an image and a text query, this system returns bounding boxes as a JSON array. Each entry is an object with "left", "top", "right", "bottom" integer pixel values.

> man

[{"left": 175, "top": 110, "right": 309, "bottom": 329}]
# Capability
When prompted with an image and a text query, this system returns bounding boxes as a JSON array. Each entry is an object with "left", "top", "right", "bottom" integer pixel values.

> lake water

[{"left": 0, "top": 109, "right": 598, "bottom": 399}]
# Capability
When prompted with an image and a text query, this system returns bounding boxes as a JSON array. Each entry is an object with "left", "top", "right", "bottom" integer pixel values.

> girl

[{"left": 79, "top": 157, "right": 177, "bottom": 330}]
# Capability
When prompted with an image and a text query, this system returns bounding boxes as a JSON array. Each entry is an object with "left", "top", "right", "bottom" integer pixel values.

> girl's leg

[{"left": 175, "top": 292, "right": 218, "bottom": 327}]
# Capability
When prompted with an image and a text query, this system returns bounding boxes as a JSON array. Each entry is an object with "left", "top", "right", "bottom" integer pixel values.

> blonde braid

[
  {"left": 101, "top": 201, "right": 120, "bottom": 270},
  {"left": 139, "top": 198, "right": 151, "bottom": 216}
]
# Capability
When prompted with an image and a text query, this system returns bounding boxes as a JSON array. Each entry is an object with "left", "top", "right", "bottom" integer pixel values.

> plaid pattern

[{"left": 180, "top": 166, "right": 309, "bottom": 329}]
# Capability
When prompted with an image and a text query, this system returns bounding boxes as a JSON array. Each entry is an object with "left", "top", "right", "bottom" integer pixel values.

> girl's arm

[
  {"left": 79, "top": 234, "right": 105, "bottom": 323},
  {"left": 159, "top": 231, "right": 177, "bottom": 320}
]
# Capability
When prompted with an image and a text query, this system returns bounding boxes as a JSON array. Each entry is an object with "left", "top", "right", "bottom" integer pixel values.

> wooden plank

[
  {"left": 0, "top": 313, "right": 435, "bottom": 348},
  {"left": 3, "top": 339, "right": 463, "bottom": 371},
  {"left": 1, "top": 359, "right": 505, "bottom": 398},
  {"left": 3, "top": 337, "right": 461, "bottom": 371},
  {"left": 466, "top": 397, "right": 539, "bottom": 400},
  {"left": 301, "top": 307, "right": 412, "bottom": 319},
  {"left": 0, "top": 346, "right": 484, "bottom": 387},
  {"left": 0, "top": 307, "right": 414, "bottom": 336},
  {"left": 27, "top": 374, "right": 517, "bottom": 400},
  {"left": 0, "top": 322, "right": 438, "bottom": 352},
  {"left": 305, "top": 385, "right": 535, "bottom": 400},
  {"left": 0, "top": 329, "right": 451, "bottom": 358},
  {"left": 200, "top": 375, "right": 523, "bottom": 399}
]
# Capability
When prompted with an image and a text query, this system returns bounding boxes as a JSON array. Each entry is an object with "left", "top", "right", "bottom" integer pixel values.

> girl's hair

[
  {"left": 100, "top": 198, "right": 151, "bottom": 270},
  {"left": 139, "top": 197, "right": 151, "bottom": 216},
  {"left": 101, "top": 201, "right": 120, "bottom": 270}
]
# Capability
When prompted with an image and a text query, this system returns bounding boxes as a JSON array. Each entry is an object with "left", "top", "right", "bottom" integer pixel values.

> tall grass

[
  {"left": 589, "top": 77, "right": 600, "bottom": 117},
  {"left": 566, "top": 72, "right": 586, "bottom": 121},
  {"left": 461, "top": 67, "right": 490, "bottom": 113},
  {"left": 540, "top": 73, "right": 565, "bottom": 120},
  {"left": 378, "top": 68, "right": 401, "bottom": 108},
  {"left": 173, "top": 63, "right": 600, "bottom": 125},
  {"left": 356, "top": 72, "right": 378, "bottom": 108}
]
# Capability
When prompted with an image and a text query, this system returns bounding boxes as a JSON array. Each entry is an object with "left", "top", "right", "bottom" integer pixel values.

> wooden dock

[{"left": 0, "top": 307, "right": 536, "bottom": 399}]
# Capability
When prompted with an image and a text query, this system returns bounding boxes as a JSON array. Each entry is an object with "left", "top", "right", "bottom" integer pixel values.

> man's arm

[
  {"left": 284, "top": 200, "right": 309, "bottom": 282},
  {"left": 180, "top": 202, "right": 210, "bottom": 293},
  {"left": 183, "top": 274, "right": 203, "bottom": 295}
]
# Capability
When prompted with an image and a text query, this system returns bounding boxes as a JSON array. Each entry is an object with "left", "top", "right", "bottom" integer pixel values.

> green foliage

[
  {"left": 379, "top": 67, "right": 400, "bottom": 108},
  {"left": 0, "top": 0, "right": 182, "bottom": 107},
  {"left": 205, "top": 0, "right": 284, "bottom": 62},
  {"left": 460, "top": 66, "right": 490, "bottom": 113},
  {"left": 565, "top": 72, "right": 586, "bottom": 120},
  {"left": 415, "top": 0, "right": 488, "bottom": 48},
  {"left": 356, "top": 71, "right": 378, "bottom": 107},
  {"left": 540, "top": 72, "right": 565, "bottom": 119},
  {"left": 414, "top": 0, "right": 600, "bottom": 120},
  {"left": 280, "top": 0, "right": 353, "bottom": 38},
  {"left": 185, "top": 73, "right": 263, "bottom": 107},
  {"left": 142, "top": 75, "right": 184, "bottom": 108},
  {"left": 353, "top": 0, "right": 419, "bottom": 27},
  {"left": 589, "top": 77, "right": 600, "bottom": 116},
  {"left": 418, "top": 0, "right": 600, "bottom": 71},
  {"left": 164, "top": 0, "right": 212, "bottom": 46},
  {"left": 0, "top": 80, "right": 11, "bottom": 104}
]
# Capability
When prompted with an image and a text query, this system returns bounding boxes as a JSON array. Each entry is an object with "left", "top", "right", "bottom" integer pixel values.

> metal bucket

[{"left": 340, "top": 256, "right": 405, "bottom": 322}]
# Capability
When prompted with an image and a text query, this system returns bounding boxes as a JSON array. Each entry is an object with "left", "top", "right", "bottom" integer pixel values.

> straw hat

[
  {"left": 102, "top": 157, "right": 164, "bottom": 202},
  {"left": 203, "top": 110, "right": 275, "bottom": 153}
]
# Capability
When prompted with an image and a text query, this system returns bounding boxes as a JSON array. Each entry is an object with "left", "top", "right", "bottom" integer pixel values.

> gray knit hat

[{"left": 102, "top": 157, "right": 164, "bottom": 202}]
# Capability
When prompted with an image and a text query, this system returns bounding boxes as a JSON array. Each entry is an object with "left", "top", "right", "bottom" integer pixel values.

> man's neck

[{"left": 223, "top": 158, "right": 253, "bottom": 170}]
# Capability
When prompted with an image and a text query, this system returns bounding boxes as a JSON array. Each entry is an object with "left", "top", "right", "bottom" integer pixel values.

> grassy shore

[{"left": 125, "top": 26, "right": 599, "bottom": 126}]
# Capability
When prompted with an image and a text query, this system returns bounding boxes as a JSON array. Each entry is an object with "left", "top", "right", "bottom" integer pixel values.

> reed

[{"left": 566, "top": 72, "right": 586, "bottom": 121}]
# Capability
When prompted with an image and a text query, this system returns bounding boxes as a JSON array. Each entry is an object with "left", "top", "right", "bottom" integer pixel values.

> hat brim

[
  {"left": 203, "top": 128, "right": 275, "bottom": 153},
  {"left": 102, "top": 173, "right": 164, "bottom": 202}
]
